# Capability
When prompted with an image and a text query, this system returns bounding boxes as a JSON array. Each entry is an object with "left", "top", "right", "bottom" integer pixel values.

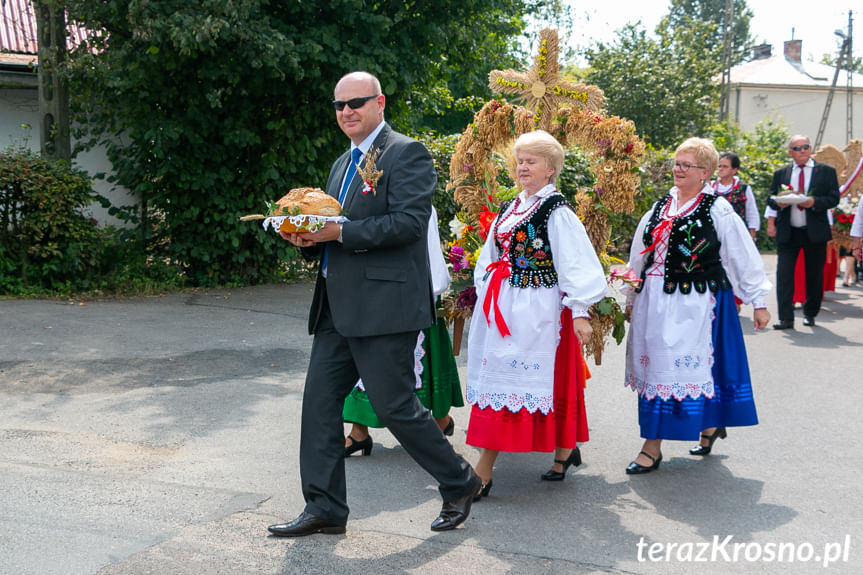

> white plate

[{"left": 770, "top": 194, "right": 809, "bottom": 205}]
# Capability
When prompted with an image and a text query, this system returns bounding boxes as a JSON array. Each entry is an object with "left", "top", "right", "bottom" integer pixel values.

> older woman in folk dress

[
  {"left": 465, "top": 130, "right": 607, "bottom": 498},
  {"left": 624, "top": 137, "right": 772, "bottom": 474}
]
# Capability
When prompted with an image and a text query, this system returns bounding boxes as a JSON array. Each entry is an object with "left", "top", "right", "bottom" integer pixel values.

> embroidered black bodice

[
  {"left": 494, "top": 194, "right": 571, "bottom": 289},
  {"left": 721, "top": 181, "right": 748, "bottom": 222},
  {"left": 636, "top": 193, "right": 731, "bottom": 295}
]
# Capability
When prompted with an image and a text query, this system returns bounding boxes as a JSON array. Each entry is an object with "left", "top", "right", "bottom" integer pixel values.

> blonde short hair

[
  {"left": 675, "top": 137, "right": 719, "bottom": 175},
  {"left": 513, "top": 130, "right": 564, "bottom": 184}
]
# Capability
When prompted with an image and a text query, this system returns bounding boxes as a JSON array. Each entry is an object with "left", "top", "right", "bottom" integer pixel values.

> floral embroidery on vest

[
  {"left": 637, "top": 193, "right": 730, "bottom": 295},
  {"left": 721, "top": 181, "right": 748, "bottom": 222},
  {"left": 494, "top": 194, "right": 570, "bottom": 289}
]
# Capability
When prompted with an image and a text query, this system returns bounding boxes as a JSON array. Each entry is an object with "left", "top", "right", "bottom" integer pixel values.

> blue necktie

[
  {"left": 339, "top": 148, "right": 362, "bottom": 204},
  {"left": 323, "top": 148, "right": 362, "bottom": 272}
]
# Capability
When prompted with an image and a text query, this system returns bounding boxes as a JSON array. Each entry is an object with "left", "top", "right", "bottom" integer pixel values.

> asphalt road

[{"left": 1, "top": 254, "right": 861, "bottom": 575}]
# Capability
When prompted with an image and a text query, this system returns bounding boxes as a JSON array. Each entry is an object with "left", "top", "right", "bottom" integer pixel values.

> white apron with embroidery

[
  {"left": 624, "top": 185, "right": 772, "bottom": 401},
  {"left": 466, "top": 185, "right": 607, "bottom": 414}
]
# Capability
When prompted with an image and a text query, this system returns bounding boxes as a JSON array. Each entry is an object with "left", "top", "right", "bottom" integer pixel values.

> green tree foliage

[
  {"left": 819, "top": 53, "right": 863, "bottom": 75},
  {"left": 62, "top": 0, "right": 562, "bottom": 286},
  {"left": 581, "top": 0, "right": 758, "bottom": 149},
  {"left": 583, "top": 19, "right": 722, "bottom": 148},
  {"left": 665, "top": 0, "right": 755, "bottom": 65}
]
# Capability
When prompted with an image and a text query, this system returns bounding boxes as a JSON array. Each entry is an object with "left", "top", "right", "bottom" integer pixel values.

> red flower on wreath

[{"left": 477, "top": 206, "right": 498, "bottom": 240}]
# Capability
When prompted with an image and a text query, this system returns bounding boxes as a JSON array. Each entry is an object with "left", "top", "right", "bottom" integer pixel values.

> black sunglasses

[
  {"left": 332, "top": 94, "right": 379, "bottom": 111},
  {"left": 790, "top": 144, "right": 810, "bottom": 151}
]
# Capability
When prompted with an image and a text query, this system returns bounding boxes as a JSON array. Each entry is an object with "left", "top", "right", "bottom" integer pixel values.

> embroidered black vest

[
  {"left": 636, "top": 193, "right": 730, "bottom": 295},
  {"left": 494, "top": 194, "right": 571, "bottom": 289},
  {"left": 721, "top": 181, "right": 748, "bottom": 222}
]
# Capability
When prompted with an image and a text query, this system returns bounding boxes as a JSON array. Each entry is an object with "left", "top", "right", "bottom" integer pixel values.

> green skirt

[{"left": 342, "top": 317, "right": 464, "bottom": 427}]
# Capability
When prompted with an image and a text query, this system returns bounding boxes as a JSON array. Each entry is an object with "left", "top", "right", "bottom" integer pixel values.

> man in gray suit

[{"left": 269, "top": 71, "right": 480, "bottom": 537}]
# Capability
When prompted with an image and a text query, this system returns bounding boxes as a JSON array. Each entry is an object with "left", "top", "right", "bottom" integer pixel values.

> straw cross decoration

[{"left": 488, "top": 28, "right": 604, "bottom": 131}]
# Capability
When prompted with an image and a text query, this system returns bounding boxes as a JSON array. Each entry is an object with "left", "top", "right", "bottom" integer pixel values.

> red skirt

[
  {"left": 793, "top": 244, "right": 837, "bottom": 303},
  {"left": 466, "top": 308, "right": 589, "bottom": 453}
]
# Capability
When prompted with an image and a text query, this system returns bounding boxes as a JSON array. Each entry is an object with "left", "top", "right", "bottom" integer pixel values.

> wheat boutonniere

[{"left": 357, "top": 146, "right": 383, "bottom": 195}]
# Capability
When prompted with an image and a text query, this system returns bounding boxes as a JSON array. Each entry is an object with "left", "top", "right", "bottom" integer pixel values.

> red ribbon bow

[
  {"left": 482, "top": 260, "right": 512, "bottom": 337},
  {"left": 640, "top": 218, "right": 673, "bottom": 255}
]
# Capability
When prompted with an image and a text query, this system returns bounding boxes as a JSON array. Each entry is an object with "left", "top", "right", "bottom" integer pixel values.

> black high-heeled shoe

[
  {"left": 540, "top": 447, "right": 582, "bottom": 481},
  {"left": 473, "top": 478, "right": 493, "bottom": 501},
  {"left": 625, "top": 451, "right": 662, "bottom": 475},
  {"left": 344, "top": 435, "right": 373, "bottom": 457},
  {"left": 689, "top": 427, "right": 727, "bottom": 456},
  {"left": 442, "top": 416, "right": 455, "bottom": 437}
]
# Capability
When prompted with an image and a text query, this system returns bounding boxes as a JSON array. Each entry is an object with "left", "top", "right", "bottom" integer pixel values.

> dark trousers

[
  {"left": 776, "top": 227, "right": 827, "bottom": 322},
  {"left": 299, "top": 294, "right": 473, "bottom": 525}
]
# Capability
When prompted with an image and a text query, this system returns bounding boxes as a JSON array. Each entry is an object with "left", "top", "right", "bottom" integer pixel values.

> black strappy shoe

[
  {"left": 472, "top": 479, "right": 493, "bottom": 501},
  {"left": 625, "top": 451, "right": 662, "bottom": 474},
  {"left": 344, "top": 435, "right": 373, "bottom": 457},
  {"left": 442, "top": 416, "right": 455, "bottom": 437},
  {"left": 541, "top": 447, "right": 582, "bottom": 481},
  {"left": 689, "top": 427, "right": 727, "bottom": 456}
]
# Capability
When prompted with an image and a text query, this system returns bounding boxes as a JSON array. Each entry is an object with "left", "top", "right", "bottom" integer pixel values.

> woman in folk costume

[
  {"left": 342, "top": 207, "right": 463, "bottom": 456},
  {"left": 623, "top": 137, "right": 772, "bottom": 475},
  {"left": 465, "top": 130, "right": 607, "bottom": 499},
  {"left": 712, "top": 152, "right": 760, "bottom": 239}
]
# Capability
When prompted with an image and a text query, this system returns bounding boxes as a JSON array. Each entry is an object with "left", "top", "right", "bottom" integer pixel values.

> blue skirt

[{"left": 638, "top": 288, "right": 759, "bottom": 441}]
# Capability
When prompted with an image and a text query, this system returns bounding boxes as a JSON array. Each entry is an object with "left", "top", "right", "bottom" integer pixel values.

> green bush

[{"left": 0, "top": 149, "right": 108, "bottom": 294}]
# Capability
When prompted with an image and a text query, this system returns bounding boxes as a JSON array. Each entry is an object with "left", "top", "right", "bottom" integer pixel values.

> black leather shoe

[
  {"left": 268, "top": 512, "right": 346, "bottom": 537},
  {"left": 689, "top": 427, "right": 727, "bottom": 456},
  {"left": 803, "top": 316, "right": 815, "bottom": 327},
  {"left": 541, "top": 447, "right": 582, "bottom": 481},
  {"left": 431, "top": 474, "right": 482, "bottom": 531},
  {"left": 772, "top": 320, "right": 794, "bottom": 330},
  {"left": 344, "top": 435, "right": 373, "bottom": 457},
  {"left": 625, "top": 451, "right": 662, "bottom": 475},
  {"left": 442, "top": 416, "right": 455, "bottom": 437}
]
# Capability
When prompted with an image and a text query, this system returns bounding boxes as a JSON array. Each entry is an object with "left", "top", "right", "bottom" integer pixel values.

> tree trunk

[{"left": 35, "top": 1, "right": 71, "bottom": 161}]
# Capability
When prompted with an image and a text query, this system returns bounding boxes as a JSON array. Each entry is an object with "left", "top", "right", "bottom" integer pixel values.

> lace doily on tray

[
  {"left": 769, "top": 194, "right": 808, "bottom": 205},
  {"left": 262, "top": 214, "right": 348, "bottom": 233}
]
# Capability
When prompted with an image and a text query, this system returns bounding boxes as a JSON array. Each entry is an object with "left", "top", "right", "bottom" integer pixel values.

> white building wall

[
  {"left": 732, "top": 84, "right": 863, "bottom": 146},
  {"left": 0, "top": 87, "right": 39, "bottom": 150},
  {"left": 0, "top": 85, "right": 136, "bottom": 227}
]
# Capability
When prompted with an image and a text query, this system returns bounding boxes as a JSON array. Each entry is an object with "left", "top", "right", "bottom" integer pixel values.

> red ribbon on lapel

[
  {"left": 640, "top": 218, "right": 673, "bottom": 255},
  {"left": 482, "top": 260, "right": 512, "bottom": 337}
]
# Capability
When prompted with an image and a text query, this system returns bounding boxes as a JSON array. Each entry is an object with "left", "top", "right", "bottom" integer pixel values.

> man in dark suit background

[
  {"left": 269, "top": 71, "right": 480, "bottom": 537},
  {"left": 767, "top": 134, "right": 840, "bottom": 329}
]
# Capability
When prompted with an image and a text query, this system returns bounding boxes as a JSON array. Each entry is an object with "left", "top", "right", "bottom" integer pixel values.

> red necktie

[{"left": 797, "top": 165, "right": 806, "bottom": 211}]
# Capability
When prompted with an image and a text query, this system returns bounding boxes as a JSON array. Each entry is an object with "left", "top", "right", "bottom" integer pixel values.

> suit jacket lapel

[{"left": 329, "top": 152, "right": 351, "bottom": 201}]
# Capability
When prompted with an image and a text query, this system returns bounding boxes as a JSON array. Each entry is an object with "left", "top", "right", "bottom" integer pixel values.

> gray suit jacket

[{"left": 305, "top": 123, "right": 437, "bottom": 337}]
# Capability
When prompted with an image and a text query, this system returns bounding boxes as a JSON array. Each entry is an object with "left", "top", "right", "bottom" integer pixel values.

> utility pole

[
  {"left": 718, "top": 0, "right": 734, "bottom": 122},
  {"left": 815, "top": 16, "right": 852, "bottom": 150},
  {"left": 35, "top": 1, "right": 71, "bottom": 162},
  {"left": 845, "top": 11, "right": 853, "bottom": 141}
]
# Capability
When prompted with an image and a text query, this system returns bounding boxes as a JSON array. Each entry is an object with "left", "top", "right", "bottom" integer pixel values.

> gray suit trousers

[{"left": 299, "top": 289, "right": 474, "bottom": 525}]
